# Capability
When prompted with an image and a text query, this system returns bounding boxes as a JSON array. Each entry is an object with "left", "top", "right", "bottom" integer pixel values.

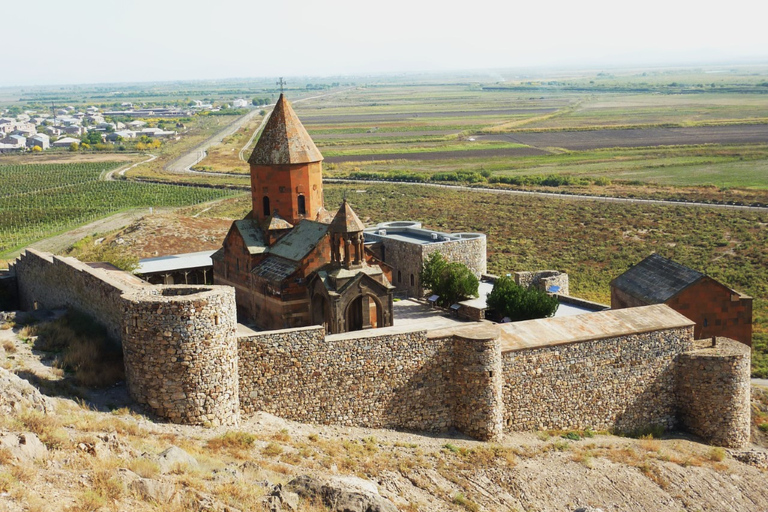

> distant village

[{"left": 0, "top": 98, "right": 252, "bottom": 154}]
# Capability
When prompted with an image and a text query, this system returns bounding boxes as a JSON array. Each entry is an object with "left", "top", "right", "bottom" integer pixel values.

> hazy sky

[{"left": 3, "top": 0, "right": 767, "bottom": 86}]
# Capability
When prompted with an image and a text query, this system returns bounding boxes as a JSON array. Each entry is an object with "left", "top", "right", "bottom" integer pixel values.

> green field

[{"left": 0, "top": 162, "right": 238, "bottom": 256}]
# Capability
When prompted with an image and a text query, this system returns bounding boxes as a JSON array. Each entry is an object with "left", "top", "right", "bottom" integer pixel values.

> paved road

[
  {"left": 165, "top": 87, "right": 356, "bottom": 175},
  {"left": 325, "top": 178, "right": 768, "bottom": 212},
  {"left": 753, "top": 379, "right": 768, "bottom": 388},
  {"left": 165, "top": 108, "right": 265, "bottom": 173}
]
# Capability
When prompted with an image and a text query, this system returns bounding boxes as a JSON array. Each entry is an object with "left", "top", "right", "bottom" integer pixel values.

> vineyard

[{"left": 0, "top": 162, "right": 238, "bottom": 255}]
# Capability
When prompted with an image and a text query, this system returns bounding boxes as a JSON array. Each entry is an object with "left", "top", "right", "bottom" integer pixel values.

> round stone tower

[
  {"left": 121, "top": 285, "right": 239, "bottom": 426},
  {"left": 248, "top": 94, "right": 324, "bottom": 225}
]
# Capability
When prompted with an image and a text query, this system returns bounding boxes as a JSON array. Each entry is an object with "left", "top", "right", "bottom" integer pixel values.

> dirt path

[
  {"left": 4, "top": 209, "right": 164, "bottom": 259},
  {"left": 104, "top": 154, "right": 157, "bottom": 181}
]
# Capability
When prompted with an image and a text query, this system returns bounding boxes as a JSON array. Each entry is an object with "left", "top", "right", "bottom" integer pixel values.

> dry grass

[
  {"left": 2, "top": 340, "right": 15, "bottom": 353},
  {"left": 128, "top": 457, "right": 161, "bottom": 479},
  {"left": 33, "top": 310, "right": 125, "bottom": 388},
  {"left": 17, "top": 409, "right": 68, "bottom": 450}
]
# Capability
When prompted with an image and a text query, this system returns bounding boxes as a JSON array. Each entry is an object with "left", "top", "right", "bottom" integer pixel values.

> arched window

[
  {"left": 262, "top": 196, "right": 270, "bottom": 216},
  {"left": 398, "top": 270, "right": 402, "bottom": 283},
  {"left": 297, "top": 194, "right": 306, "bottom": 215},
  {"left": 410, "top": 274, "right": 415, "bottom": 286}
]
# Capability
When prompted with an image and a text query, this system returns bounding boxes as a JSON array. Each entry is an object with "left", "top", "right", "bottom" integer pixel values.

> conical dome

[
  {"left": 248, "top": 94, "right": 323, "bottom": 165},
  {"left": 330, "top": 199, "right": 365, "bottom": 233}
]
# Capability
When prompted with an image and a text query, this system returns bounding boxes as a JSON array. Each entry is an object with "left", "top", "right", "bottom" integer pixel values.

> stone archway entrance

[{"left": 345, "top": 295, "right": 381, "bottom": 332}]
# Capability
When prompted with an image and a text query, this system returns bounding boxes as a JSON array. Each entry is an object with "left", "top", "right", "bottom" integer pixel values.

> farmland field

[{"left": 0, "top": 162, "right": 238, "bottom": 256}]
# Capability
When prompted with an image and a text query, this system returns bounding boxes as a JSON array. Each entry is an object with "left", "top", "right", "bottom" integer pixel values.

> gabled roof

[
  {"left": 268, "top": 220, "right": 329, "bottom": 262},
  {"left": 233, "top": 220, "right": 268, "bottom": 255},
  {"left": 329, "top": 200, "right": 365, "bottom": 233},
  {"left": 262, "top": 211, "right": 293, "bottom": 231},
  {"left": 247, "top": 94, "right": 323, "bottom": 165},
  {"left": 610, "top": 253, "right": 704, "bottom": 303}
]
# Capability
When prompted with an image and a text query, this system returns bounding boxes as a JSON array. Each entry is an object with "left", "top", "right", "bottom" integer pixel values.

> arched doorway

[{"left": 345, "top": 295, "right": 381, "bottom": 332}]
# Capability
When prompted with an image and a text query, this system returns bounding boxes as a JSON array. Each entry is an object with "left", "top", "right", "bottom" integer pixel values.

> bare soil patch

[
  {"left": 324, "top": 146, "right": 550, "bottom": 163},
  {"left": 302, "top": 108, "right": 558, "bottom": 124},
  {"left": 102, "top": 213, "right": 233, "bottom": 258},
  {"left": 479, "top": 124, "right": 768, "bottom": 150}
]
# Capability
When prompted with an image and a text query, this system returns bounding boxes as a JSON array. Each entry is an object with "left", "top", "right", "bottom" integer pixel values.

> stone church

[{"left": 212, "top": 94, "right": 395, "bottom": 333}]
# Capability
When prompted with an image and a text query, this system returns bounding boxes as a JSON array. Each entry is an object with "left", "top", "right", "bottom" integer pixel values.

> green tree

[
  {"left": 420, "top": 252, "right": 478, "bottom": 305},
  {"left": 486, "top": 276, "right": 559, "bottom": 322}
]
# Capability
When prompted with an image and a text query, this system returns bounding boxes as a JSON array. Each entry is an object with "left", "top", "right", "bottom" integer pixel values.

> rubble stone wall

[
  {"left": 11, "top": 249, "right": 138, "bottom": 342},
  {"left": 238, "top": 327, "right": 456, "bottom": 432},
  {"left": 122, "top": 286, "right": 239, "bottom": 427},
  {"left": 676, "top": 338, "right": 751, "bottom": 448},
  {"left": 501, "top": 326, "right": 693, "bottom": 433},
  {"left": 514, "top": 270, "right": 569, "bottom": 296},
  {"left": 450, "top": 333, "right": 504, "bottom": 441}
]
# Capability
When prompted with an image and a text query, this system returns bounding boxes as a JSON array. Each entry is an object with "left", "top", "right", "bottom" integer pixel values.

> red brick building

[
  {"left": 212, "top": 95, "right": 394, "bottom": 333},
  {"left": 610, "top": 253, "right": 752, "bottom": 346}
]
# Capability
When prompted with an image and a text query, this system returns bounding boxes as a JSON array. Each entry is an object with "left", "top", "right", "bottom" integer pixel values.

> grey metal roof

[
  {"left": 136, "top": 250, "right": 216, "bottom": 275},
  {"left": 234, "top": 220, "right": 268, "bottom": 255},
  {"left": 610, "top": 253, "right": 703, "bottom": 303},
  {"left": 268, "top": 220, "right": 329, "bottom": 262}
]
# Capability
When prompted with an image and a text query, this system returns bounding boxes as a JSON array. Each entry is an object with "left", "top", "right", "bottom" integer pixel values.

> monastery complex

[{"left": 1, "top": 95, "right": 755, "bottom": 449}]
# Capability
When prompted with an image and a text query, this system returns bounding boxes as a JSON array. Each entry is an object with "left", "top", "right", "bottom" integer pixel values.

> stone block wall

[
  {"left": 122, "top": 286, "right": 239, "bottom": 426},
  {"left": 501, "top": 326, "right": 693, "bottom": 433},
  {"left": 370, "top": 231, "right": 486, "bottom": 298},
  {"left": 676, "top": 338, "right": 751, "bottom": 448},
  {"left": 238, "top": 327, "right": 456, "bottom": 432}
]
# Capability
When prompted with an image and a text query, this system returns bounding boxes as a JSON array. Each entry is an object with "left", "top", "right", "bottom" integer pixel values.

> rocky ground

[{"left": 1, "top": 312, "right": 768, "bottom": 512}]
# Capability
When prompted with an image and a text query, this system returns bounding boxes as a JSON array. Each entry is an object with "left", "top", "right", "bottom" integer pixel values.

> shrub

[
  {"left": 419, "top": 252, "right": 478, "bottom": 306},
  {"left": 486, "top": 276, "right": 559, "bottom": 321}
]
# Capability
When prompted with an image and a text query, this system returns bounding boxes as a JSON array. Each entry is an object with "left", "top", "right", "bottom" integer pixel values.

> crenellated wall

[{"left": 676, "top": 338, "right": 751, "bottom": 447}]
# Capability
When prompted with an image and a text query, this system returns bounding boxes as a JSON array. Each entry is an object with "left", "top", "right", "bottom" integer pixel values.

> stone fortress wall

[
  {"left": 10, "top": 249, "right": 240, "bottom": 427},
  {"left": 8, "top": 249, "right": 752, "bottom": 447}
]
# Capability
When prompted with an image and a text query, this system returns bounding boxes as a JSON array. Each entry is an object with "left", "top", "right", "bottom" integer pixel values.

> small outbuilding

[{"left": 610, "top": 253, "right": 752, "bottom": 346}]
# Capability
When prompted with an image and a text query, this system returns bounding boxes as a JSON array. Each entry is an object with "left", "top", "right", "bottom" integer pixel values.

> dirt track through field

[
  {"left": 324, "top": 146, "right": 550, "bottom": 163},
  {"left": 481, "top": 124, "right": 768, "bottom": 150}
]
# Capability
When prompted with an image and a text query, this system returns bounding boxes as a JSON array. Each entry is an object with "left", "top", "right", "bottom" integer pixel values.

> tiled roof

[
  {"left": 247, "top": 94, "right": 323, "bottom": 165},
  {"left": 268, "top": 220, "right": 329, "bottom": 262},
  {"left": 610, "top": 253, "right": 704, "bottom": 303}
]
